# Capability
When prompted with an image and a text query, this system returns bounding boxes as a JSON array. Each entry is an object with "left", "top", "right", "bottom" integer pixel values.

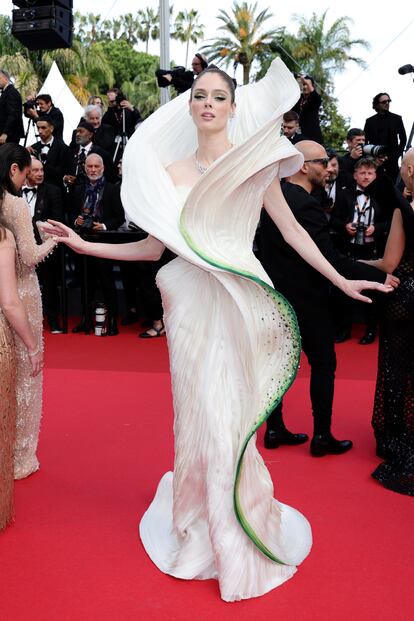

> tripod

[
  {"left": 23, "top": 117, "right": 36, "bottom": 147},
  {"left": 113, "top": 107, "right": 128, "bottom": 164}
]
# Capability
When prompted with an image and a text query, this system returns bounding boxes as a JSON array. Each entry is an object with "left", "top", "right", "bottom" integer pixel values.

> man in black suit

[
  {"left": 23, "top": 157, "right": 64, "bottom": 333},
  {"left": 260, "top": 141, "right": 397, "bottom": 456},
  {"left": 364, "top": 93, "right": 406, "bottom": 182},
  {"left": 71, "top": 153, "right": 125, "bottom": 336},
  {"left": 313, "top": 148, "right": 354, "bottom": 221},
  {"left": 338, "top": 128, "right": 366, "bottom": 175},
  {"left": 330, "top": 158, "right": 392, "bottom": 344},
  {"left": 29, "top": 116, "right": 69, "bottom": 190},
  {"left": 282, "top": 111, "right": 308, "bottom": 144},
  {"left": 25, "top": 93, "right": 65, "bottom": 142},
  {"left": 293, "top": 75, "right": 323, "bottom": 144},
  {"left": 0, "top": 69, "right": 24, "bottom": 145},
  {"left": 63, "top": 120, "right": 115, "bottom": 194}
]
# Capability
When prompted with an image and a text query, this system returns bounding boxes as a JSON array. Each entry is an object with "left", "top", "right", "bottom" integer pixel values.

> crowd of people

[{"left": 0, "top": 55, "right": 413, "bottom": 601}]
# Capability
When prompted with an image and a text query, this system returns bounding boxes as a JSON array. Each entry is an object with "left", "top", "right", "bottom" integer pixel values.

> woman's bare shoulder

[{"left": 166, "top": 155, "right": 198, "bottom": 186}]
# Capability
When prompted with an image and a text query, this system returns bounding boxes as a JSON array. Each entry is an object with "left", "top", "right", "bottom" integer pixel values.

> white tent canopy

[{"left": 23, "top": 61, "right": 84, "bottom": 146}]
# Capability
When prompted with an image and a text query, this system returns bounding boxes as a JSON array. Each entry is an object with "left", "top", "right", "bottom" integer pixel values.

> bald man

[{"left": 260, "top": 140, "right": 397, "bottom": 456}]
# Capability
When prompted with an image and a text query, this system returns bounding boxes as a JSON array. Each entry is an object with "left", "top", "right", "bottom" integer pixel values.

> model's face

[
  {"left": 354, "top": 166, "right": 376, "bottom": 189},
  {"left": 27, "top": 161, "right": 44, "bottom": 186},
  {"left": 10, "top": 164, "right": 30, "bottom": 191},
  {"left": 37, "top": 99, "right": 51, "bottom": 112},
  {"left": 85, "top": 156, "right": 104, "bottom": 181},
  {"left": 283, "top": 121, "right": 299, "bottom": 138},
  {"left": 37, "top": 121, "right": 53, "bottom": 141},
  {"left": 86, "top": 111, "right": 102, "bottom": 129},
  {"left": 189, "top": 73, "right": 235, "bottom": 132}
]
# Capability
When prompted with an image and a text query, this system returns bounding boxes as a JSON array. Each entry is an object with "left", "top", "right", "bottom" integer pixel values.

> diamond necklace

[{"left": 195, "top": 145, "right": 234, "bottom": 175}]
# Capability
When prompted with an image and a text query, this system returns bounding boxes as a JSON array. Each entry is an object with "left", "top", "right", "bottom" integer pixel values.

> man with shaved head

[{"left": 260, "top": 140, "right": 398, "bottom": 456}]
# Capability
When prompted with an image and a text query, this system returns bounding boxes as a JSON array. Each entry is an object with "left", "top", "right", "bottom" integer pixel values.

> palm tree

[
  {"left": 137, "top": 7, "right": 159, "bottom": 53},
  {"left": 120, "top": 13, "right": 139, "bottom": 46},
  {"left": 290, "top": 10, "right": 369, "bottom": 92},
  {"left": 201, "top": 2, "right": 282, "bottom": 84},
  {"left": 173, "top": 9, "right": 205, "bottom": 67}
]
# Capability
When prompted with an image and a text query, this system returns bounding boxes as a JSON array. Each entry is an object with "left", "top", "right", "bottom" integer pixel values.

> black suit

[
  {"left": 64, "top": 143, "right": 116, "bottom": 187},
  {"left": 364, "top": 111, "right": 406, "bottom": 181},
  {"left": 102, "top": 106, "right": 142, "bottom": 139},
  {"left": 260, "top": 182, "right": 387, "bottom": 434},
  {"left": 72, "top": 180, "right": 125, "bottom": 319},
  {"left": 69, "top": 123, "right": 116, "bottom": 155},
  {"left": 0, "top": 83, "right": 24, "bottom": 143},
  {"left": 293, "top": 90, "right": 323, "bottom": 144},
  {"left": 30, "top": 183, "right": 64, "bottom": 326},
  {"left": 31, "top": 138, "right": 69, "bottom": 190}
]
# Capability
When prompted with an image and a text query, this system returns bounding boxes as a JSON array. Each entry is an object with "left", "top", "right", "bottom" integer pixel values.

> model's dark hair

[
  {"left": 372, "top": 93, "right": 390, "bottom": 111},
  {"left": 0, "top": 143, "right": 31, "bottom": 199},
  {"left": 190, "top": 65, "right": 236, "bottom": 103}
]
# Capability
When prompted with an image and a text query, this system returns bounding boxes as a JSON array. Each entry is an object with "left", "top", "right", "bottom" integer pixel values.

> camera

[
  {"left": 353, "top": 221, "right": 367, "bottom": 246},
  {"left": 23, "top": 99, "right": 38, "bottom": 118},
  {"left": 115, "top": 91, "right": 126, "bottom": 106},
  {"left": 155, "top": 66, "right": 194, "bottom": 94},
  {"left": 362, "top": 144, "right": 387, "bottom": 157}
]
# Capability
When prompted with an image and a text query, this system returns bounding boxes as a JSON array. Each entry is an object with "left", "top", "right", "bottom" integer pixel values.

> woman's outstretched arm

[
  {"left": 39, "top": 220, "right": 165, "bottom": 262},
  {"left": 360, "top": 208, "right": 406, "bottom": 273},
  {"left": 263, "top": 176, "right": 393, "bottom": 303}
]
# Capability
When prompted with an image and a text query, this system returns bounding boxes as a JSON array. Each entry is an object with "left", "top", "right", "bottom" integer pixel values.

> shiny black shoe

[
  {"left": 264, "top": 428, "right": 309, "bottom": 449},
  {"left": 107, "top": 316, "right": 119, "bottom": 336},
  {"left": 334, "top": 330, "right": 351, "bottom": 343},
  {"left": 310, "top": 433, "right": 353, "bottom": 457},
  {"left": 359, "top": 330, "right": 376, "bottom": 345}
]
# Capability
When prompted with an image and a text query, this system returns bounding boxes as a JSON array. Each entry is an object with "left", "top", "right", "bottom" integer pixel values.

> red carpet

[{"left": 1, "top": 324, "right": 414, "bottom": 620}]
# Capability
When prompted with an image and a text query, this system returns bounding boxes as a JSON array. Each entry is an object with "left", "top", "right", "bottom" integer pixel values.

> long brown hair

[{"left": 0, "top": 143, "right": 31, "bottom": 240}]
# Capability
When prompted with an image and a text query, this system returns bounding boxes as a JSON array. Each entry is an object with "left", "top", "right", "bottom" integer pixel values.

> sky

[{"left": 14, "top": 1, "right": 414, "bottom": 139}]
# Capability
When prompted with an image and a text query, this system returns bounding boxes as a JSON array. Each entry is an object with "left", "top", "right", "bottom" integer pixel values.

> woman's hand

[
  {"left": 339, "top": 278, "right": 394, "bottom": 303},
  {"left": 45, "top": 220, "right": 88, "bottom": 254},
  {"left": 27, "top": 347, "right": 43, "bottom": 377}
]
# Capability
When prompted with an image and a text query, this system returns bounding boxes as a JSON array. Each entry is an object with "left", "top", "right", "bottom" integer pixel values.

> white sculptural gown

[{"left": 121, "top": 59, "right": 312, "bottom": 602}]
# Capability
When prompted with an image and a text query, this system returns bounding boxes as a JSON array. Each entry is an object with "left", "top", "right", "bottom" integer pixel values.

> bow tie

[
  {"left": 356, "top": 190, "right": 368, "bottom": 197},
  {"left": 41, "top": 143, "right": 51, "bottom": 149},
  {"left": 23, "top": 187, "right": 37, "bottom": 195}
]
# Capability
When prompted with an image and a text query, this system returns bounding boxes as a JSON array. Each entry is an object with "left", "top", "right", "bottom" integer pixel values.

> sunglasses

[
  {"left": 379, "top": 99, "right": 391, "bottom": 104},
  {"left": 304, "top": 157, "right": 329, "bottom": 167}
]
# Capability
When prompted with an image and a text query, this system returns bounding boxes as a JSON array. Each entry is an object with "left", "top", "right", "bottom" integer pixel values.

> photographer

[
  {"left": 71, "top": 153, "right": 125, "bottom": 336},
  {"left": 102, "top": 88, "right": 142, "bottom": 141},
  {"left": 293, "top": 74, "right": 323, "bottom": 145},
  {"left": 330, "top": 158, "right": 392, "bottom": 344},
  {"left": 25, "top": 93, "right": 64, "bottom": 142},
  {"left": 0, "top": 69, "right": 24, "bottom": 145},
  {"left": 156, "top": 53, "right": 208, "bottom": 94}
]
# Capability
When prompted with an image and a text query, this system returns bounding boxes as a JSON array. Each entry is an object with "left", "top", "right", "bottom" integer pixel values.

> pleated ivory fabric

[{"left": 121, "top": 59, "right": 312, "bottom": 602}]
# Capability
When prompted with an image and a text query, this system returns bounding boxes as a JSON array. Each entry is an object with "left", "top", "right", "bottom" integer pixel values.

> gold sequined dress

[
  {"left": 0, "top": 233, "right": 16, "bottom": 529},
  {"left": 1, "top": 192, "right": 56, "bottom": 479}
]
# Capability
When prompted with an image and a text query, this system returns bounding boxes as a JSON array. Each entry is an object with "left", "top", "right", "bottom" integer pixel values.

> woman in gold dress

[
  {"left": 0, "top": 144, "right": 57, "bottom": 480},
  {"left": 0, "top": 222, "right": 42, "bottom": 529}
]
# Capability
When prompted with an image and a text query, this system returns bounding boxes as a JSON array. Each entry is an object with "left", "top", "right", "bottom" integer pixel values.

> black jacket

[
  {"left": 64, "top": 143, "right": 116, "bottom": 183},
  {"left": 0, "top": 83, "right": 24, "bottom": 143},
  {"left": 293, "top": 90, "right": 323, "bottom": 145},
  {"left": 260, "top": 182, "right": 387, "bottom": 313},
  {"left": 102, "top": 106, "right": 142, "bottom": 139},
  {"left": 31, "top": 138, "right": 69, "bottom": 189},
  {"left": 31, "top": 183, "right": 64, "bottom": 243},
  {"left": 71, "top": 180, "right": 125, "bottom": 231},
  {"left": 330, "top": 187, "right": 391, "bottom": 244}
]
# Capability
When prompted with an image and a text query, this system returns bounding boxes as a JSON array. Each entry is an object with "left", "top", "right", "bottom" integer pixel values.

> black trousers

[
  {"left": 267, "top": 301, "right": 337, "bottom": 435},
  {"left": 36, "top": 254, "right": 61, "bottom": 324}
]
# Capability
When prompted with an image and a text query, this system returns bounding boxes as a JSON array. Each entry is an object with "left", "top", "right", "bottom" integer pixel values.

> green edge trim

[{"left": 179, "top": 211, "right": 301, "bottom": 566}]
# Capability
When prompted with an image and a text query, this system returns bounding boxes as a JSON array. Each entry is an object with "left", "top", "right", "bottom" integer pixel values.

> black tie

[
  {"left": 41, "top": 143, "right": 51, "bottom": 149},
  {"left": 23, "top": 187, "right": 37, "bottom": 195},
  {"left": 356, "top": 190, "right": 367, "bottom": 197}
]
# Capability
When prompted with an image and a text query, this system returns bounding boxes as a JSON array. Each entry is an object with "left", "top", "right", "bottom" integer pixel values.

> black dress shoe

[
  {"left": 49, "top": 320, "right": 63, "bottom": 334},
  {"left": 334, "top": 330, "right": 351, "bottom": 343},
  {"left": 264, "top": 428, "right": 309, "bottom": 449},
  {"left": 107, "top": 316, "right": 119, "bottom": 336},
  {"left": 310, "top": 433, "right": 353, "bottom": 457},
  {"left": 359, "top": 330, "right": 376, "bottom": 345}
]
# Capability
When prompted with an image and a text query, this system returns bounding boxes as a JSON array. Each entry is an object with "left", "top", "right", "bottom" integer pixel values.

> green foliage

[
  {"left": 173, "top": 9, "right": 205, "bottom": 67},
  {"left": 320, "top": 93, "right": 349, "bottom": 150}
]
